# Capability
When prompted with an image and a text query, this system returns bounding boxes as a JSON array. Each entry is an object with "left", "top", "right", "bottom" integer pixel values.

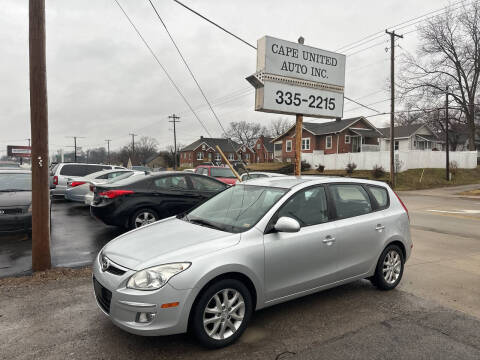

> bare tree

[
  {"left": 399, "top": 2, "right": 480, "bottom": 150},
  {"left": 269, "top": 118, "right": 294, "bottom": 137},
  {"left": 223, "top": 121, "right": 268, "bottom": 148}
]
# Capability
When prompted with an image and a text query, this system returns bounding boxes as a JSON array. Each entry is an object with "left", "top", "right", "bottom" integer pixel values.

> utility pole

[
  {"left": 66, "top": 136, "right": 84, "bottom": 162},
  {"left": 445, "top": 86, "right": 450, "bottom": 181},
  {"left": 105, "top": 139, "right": 111, "bottom": 164},
  {"left": 295, "top": 36, "right": 305, "bottom": 177},
  {"left": 129, "top": 133, "right": 137, "bottom": 165},
  {"left": 386, "top": 29, "right": 403, "bottom": 188},
  {"left": 168, "top": 114, "right": 180, "bottom": 170},
  {"left": 29, "top": 0, "right": 51, "bottom": 271}
]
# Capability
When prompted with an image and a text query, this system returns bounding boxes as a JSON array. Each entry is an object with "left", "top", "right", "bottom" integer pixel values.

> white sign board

[
  {"left": 248, "top": 36, "right": 346, "bottom": 119},
  {"left": 257, "top": 36, "right": 346, "bottom": 88}
]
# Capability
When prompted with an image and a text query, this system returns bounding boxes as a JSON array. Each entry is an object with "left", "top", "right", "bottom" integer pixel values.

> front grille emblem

[{"left": 101, "top": 256, "right": 110, "bottom": 272}]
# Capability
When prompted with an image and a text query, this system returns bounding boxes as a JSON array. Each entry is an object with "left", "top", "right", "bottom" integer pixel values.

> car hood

[
  {"left": 0, "top": 191, "right": 31, "bottom": 207},
  {"left": 103, "top": 217, "right": 240, "bottom": 270}
]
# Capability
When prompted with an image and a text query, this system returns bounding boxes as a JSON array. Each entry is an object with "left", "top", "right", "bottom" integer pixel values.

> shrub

[
  {"left": 317, "top": 164, "right": 325, "bottom": 173},
  {"left": 301, "top": 160, "right": 311, "bottom": 171},
  {"left": 450, "top": 161, "right": 459, "bottom": 178},
  {"left": 278, "top": 161, "right": 311, "bottom": 174},
  {"left": 345, "top": 162, "right": 357, "bottom": 174},
  {"left": 372, "top": 164, "right": 385, "bottom": 178}
]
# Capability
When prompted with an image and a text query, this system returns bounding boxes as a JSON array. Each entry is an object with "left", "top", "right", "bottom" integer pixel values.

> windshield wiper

[{"left": 188, "top": 217, "right": 224, "bottom": 231}]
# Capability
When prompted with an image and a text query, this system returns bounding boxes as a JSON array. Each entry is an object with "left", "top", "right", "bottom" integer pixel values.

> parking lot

[{"left": 1, "top": 184, "right": 480, "bottom": 359}]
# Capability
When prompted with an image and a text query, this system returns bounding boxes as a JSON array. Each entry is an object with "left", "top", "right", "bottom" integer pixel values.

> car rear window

[
  {"left": 211, "top": 167, "right": 235, "bottom": 178},
  {"left": 329, "top": 184, "right": 372, "bottom": 219},
  {"left": 369, "top": 186, "right": 389, "bottom": 209},
  {"left": 190, "top": 175, "right": 226, "bottom": 191},
  {"left": 60, "top": 164, "right": 110, "bottom": 176}
]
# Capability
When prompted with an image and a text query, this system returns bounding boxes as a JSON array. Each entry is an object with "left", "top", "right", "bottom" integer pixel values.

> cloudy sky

[{"left": 0, "top": 0, "right": 461, "bottom": 156}]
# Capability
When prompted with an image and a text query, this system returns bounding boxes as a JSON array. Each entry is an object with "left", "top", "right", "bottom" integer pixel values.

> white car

[{"left": 240, "top": 171, "right": 286, "bottom": 182}]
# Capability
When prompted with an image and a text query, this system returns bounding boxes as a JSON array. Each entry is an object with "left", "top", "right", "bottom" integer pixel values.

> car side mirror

[{"left": 274, "top": 216, "right": 300, "bottom": 233}]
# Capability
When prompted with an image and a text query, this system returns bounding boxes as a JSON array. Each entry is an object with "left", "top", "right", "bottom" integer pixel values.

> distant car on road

[
  {"left": 0, "top": 169, "right": 32, "bottom": 236},
  {"left": 91, "top": 172, "right": 228, "bottom": 229},
  {"left": 93, "top": 176, "right": 411, "bottom": 348},
  {"left": 64, "top": 169, "right": 138, "bottom": 203},
  {"left": 195, "top": 165, "right": 238, "bottom": 185},
  {"left": 240, "top": 171, "right": 287, "bottom": 182},
  {"left": 50, "top": 163, "right": 125, "bottom": 197}
]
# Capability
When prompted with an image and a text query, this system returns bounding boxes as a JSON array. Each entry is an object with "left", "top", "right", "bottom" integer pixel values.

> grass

[
  {"left": 246, "top": 163, "right": 480, "bottom": 191},
  {"left": 458, "top": 189, "right": 480, "bottom": 196}
]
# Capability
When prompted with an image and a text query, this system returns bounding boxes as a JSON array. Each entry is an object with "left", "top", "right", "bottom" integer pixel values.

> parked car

[
  {"left": 50, "top": 163, "right": 125, "bottom": 197},
  {"left": 240, "top": 171, "right": 286, "bottom": 182},
  {"left": 91, "top": 172, "right": 228, "bottom": 229},
  {"left": 0, "top": 161, "right": 21, "bottom": 168},
  {"left": 183, "top": 168, "right": 195, "bottom": 173},
  {"left": 0, "top": 169, "right": 32, "bottom": 236},
  {"left": 64, "top": 169, "right": 138, "bottom": 203},
  {"left": 195, "top": 165, "right": 238, "bottom": 185},
  {"left": 92, "top": 176, "right": 411, "bottom": 348},
  {"left": 131, "top": 166, "right": 151, "bottom": 172}
]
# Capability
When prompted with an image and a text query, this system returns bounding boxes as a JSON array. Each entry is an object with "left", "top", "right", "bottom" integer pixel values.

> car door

[
  {"left": 327, "top": 183, "right": 385, "bottom": 280},
  {"left": 187, "top": 174, "right": 227, "bottom": 202},
  {"left": 151, "top": 175, "right": 197, "bottom": 217},
  {"left": 263, "top": 185, "right": 338, "bottom": 301}
]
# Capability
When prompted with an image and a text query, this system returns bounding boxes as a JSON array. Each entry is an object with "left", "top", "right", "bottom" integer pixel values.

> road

[{"left": 1, "top": 185, "right": 480, "bottom": 359}]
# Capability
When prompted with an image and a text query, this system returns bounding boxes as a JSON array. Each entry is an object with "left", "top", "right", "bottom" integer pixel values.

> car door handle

[
  {"left": 375, "top": 224, "right": 385, "bottom": 231},
  {"left": 322, "top": 236, "right": 336, "bottom": 245}
]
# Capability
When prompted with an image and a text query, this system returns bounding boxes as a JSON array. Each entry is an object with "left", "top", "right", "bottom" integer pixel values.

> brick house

[
  {"left": 272, "top": 117, "right": 383, "bottom": 162},
  {"left": 235, "top": 144, "right": 256, "bottom": 164},
  {"left": 179, "top": 137, "right": 242, "bottom": 168},
  {"left": 254, "top": 135, "right": 275, "bottom": 163}
]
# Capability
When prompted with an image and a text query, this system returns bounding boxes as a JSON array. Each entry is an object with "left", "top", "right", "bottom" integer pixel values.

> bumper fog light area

[{"left": 136, "top": 312, "right": 156, "bottom": 323}]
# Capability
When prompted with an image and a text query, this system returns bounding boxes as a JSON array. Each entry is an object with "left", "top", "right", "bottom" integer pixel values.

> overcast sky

[{"left": 0, "top": 0, "right": 458, "bottom": 156}]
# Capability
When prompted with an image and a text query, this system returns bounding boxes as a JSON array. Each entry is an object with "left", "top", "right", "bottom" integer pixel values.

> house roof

[
  {"left": 181, "top": 137, "right": 240, "bottom": 153},
  {"left": 262, "top": 137, "right": 274, "bottom": 152},
  {"left": 378, "top": 123, "right": 425, "bottom": 139},
  {"left": 272, "top": 117, "right": 382, "bottom": 142}
]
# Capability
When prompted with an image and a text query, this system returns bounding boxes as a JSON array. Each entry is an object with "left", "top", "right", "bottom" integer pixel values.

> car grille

[
  {"left": 106, "top": 264, "right": 126, "bottom": 276},
  {"left": 93, "top": 277, "right": 112, "bottom": 314},
  {"left": 0, "top": 208, "right": 23, "bottom": 215}
]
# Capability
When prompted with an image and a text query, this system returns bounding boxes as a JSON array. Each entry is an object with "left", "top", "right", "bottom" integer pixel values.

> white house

[{"left": 378, "top": 124, "right": 443, "bottom": 152}]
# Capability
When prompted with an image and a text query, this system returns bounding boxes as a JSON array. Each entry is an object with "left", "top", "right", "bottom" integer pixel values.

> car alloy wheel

[
  {"left": 134, "top": 211, "right": 157, "bottom": 228},
  {"left": 203, "top": 288, "right": 245, "bottom": 340},
  {"left": 383, "top": 250, "right": 402, "bottom": 284}
]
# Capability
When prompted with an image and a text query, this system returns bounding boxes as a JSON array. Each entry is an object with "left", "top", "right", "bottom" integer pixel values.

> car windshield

[
  {"left": 211, "top": 167, "right": 235, "bottom": 178},
  {"left": 185, "top": 184, "right": 288, "bottom": 233},
  {"left": 0, "top": 173, "right": 31, "bottom": 191}
]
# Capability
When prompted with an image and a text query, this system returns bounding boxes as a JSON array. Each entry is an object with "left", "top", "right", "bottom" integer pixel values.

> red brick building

[
  {"left": 272, "top": 117, "right": 383, "bottom": 162},
  {"left": 254, "top": 135, "right": 275, "bottom": 163},
  {"left": 179, "top": 137, "right": 255, "bottom": 168}
]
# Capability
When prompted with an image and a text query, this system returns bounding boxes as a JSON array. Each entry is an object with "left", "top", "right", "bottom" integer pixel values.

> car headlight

[{"left": 127, "top": 263, "right": 191, "bottom": 290}]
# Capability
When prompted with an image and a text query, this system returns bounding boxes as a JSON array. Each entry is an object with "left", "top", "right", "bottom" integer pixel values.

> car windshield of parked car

[
  {"left": 186, "top": 184, "right": 288, "bottom": 233},
  {"left": 0, "top": 173, "right": 31, "bottom": 191},
  {"left": 211, "top": 167, "right": 235, "bottom": 178}
]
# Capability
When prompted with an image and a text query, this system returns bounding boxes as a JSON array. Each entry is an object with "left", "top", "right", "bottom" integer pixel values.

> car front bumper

[
  {"left": 50, "top": 185, "right": 67, "bottom": 197},
  {"left": 64, "top": 189, "right": 87, "bottom": 203},
  {"left": 92, "top": 254, "right": 193, "bottom": 336},
  {"left": 0, "top": 213, "right": 32, "bottom": 234}
]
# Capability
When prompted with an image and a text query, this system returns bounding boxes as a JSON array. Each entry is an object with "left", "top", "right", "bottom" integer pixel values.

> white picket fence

[{"left": 301, "top": 150, "right": 478, "bottom": 172}]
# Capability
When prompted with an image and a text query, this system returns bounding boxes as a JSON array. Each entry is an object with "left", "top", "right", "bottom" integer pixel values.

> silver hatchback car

[{"left": 93, "top": 176, "right": 411, "bottom": 348}]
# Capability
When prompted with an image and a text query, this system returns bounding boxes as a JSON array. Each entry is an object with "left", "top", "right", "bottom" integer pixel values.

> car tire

[
  {"left": 371, "top": 244, "right": 404, "bottom": 291},
  {"left": 129, "top": 208, "right": 158, "bottom": 229},
  {"left": 190, "top": 279, "right": 253, "bottom": 349}
]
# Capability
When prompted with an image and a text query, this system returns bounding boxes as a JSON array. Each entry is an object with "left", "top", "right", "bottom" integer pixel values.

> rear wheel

[
  {"left": 130, "top": 208, "right": 158, "bottom": 229},
  {"left": 190, "top": 279, "right": 252, "bottom": 348},
  {"left": 371, "top": 244, "right": 404, "bottom": 290}
]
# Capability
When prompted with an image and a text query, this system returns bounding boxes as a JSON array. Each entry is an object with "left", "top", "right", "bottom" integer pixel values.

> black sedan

[
  {"left": 90, "top": 172, "right": 228, "bottom": 229},
  {"left": 0, "top": 169, "right": 32, "bottom": 236}
]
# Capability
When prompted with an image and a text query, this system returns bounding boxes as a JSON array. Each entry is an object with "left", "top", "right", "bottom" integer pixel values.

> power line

[
  {"left": 113, "top": 0, "right": 212, "bottom": 137},
  {"left": 344, "top": 96, "right": 382, "bottom": 113},
  {"left": 172, "top": 0, "right": 257, "bottom": 50}
]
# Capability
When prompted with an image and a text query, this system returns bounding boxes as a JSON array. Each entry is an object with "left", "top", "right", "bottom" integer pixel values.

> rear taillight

[
  {"left": 99, "top": 190, "right": 134, "bottom": 199},
  {"left": 394, "top": 191, "right": 409, "bottom": 221},
  {"left": 70, "top": 181, "right": 86, "bottom": 187},
  {"left": 89, "top": 184, "right": 95, "bottom": 192},
  {"left": 53, "top": 176, "right": 58, "bottom": 185}
]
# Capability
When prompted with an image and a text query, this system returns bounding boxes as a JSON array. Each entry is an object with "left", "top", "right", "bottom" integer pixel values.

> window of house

[
  {"left": 208, "top": 153, "right": 212, "bottom": 160},
  {"left": 394, "top": 141, "right": 399, "bottom": 151},
  {"left": 215, "top": 153, "right": 221, "bottom": 161},
  {"left": 326, "top": 136, "right": 332, "bottom": 149},
  {"left": 286, "top": 140, "right": 292, "bottom": 152},
  {"left": 345, "top": 135, "right": 350, "bottom": 144},
  {"left": 257, "top": 143, "right": 261, "bottom": 149},
  {"left": 202, "top": 144, "right": 206, "bottom": 150},
  {"left": 228, "top": 153, "right": 234, "bottom": 160},
  {"left": 245, "top": 153, "right": 250, "bottom": 159},
  {"left": 197, "top": 152, "right": 204, "bottom": 160},
  {"left": 301, "top": 138, "right": 310, "bottom": 150},
  {"left": 271, "top": 153, "right": 274, "bottom": 159}
]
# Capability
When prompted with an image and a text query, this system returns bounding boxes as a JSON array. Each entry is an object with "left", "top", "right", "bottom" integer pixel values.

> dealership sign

[
  {"left": 247, "top": 36, "right": 345, "bottom": 118},
  {"left": 7, "top": 145, "right": 31, "bottom": 157}
]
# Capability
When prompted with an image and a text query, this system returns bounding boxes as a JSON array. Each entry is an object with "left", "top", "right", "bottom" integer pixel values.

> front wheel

[
  {"left": 190, "top": 279, "right": 253, "bottom": 348},
  {"left": 371, "top": 244, "right": 404, "bottom": 290}
]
